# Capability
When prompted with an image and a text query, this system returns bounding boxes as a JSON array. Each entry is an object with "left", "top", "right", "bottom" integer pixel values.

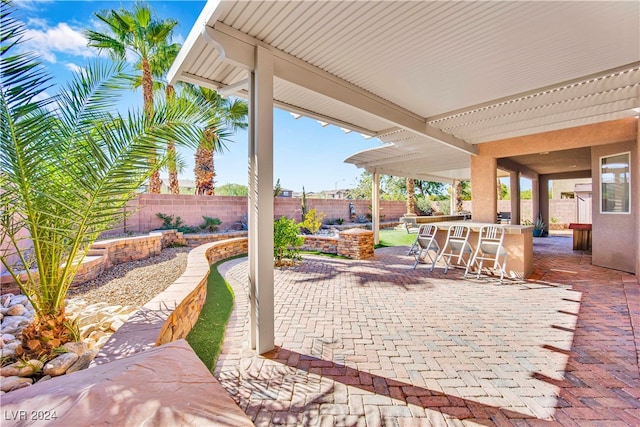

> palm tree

[
  {"left": 85, "top": 2, "right": 177, "bottom": 193},
  {"left": 132, "top": 41, "right": 182, "bottom": 193},
  {"left": 187, "top": 86, "right": 248, "bottom": 195},
  {"left": 0, "top": 1, "right": 208, "bottom": 360},
  {"left": 406, "top": 178, "right": 416, "bottom": 215}
]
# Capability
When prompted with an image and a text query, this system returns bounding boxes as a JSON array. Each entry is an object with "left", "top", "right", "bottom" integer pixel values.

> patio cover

[
  {"left": 168, "top": 1, "right": 640, "bottom": 353},
  {"left": 169, "top": 0, "right": 639, "bottom": 182}
]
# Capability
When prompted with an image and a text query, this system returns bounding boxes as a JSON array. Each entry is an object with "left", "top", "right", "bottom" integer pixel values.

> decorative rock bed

[{"left": 0, "top": 294, "right": 136, "bottom": 394}]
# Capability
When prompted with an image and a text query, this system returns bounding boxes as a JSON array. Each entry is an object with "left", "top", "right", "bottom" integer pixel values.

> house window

[{"left": 600, "top": 152, "right": 630, "bottom": 214}]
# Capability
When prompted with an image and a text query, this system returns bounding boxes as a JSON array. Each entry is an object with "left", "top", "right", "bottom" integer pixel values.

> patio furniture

[
  {"left": 411, "top": 224, "right": 441, "bottom": 270},
  {"left": 437, "top": 224, "right": 473, "bottom": 274},
  {"left": 568, "top": 223, "right": 592, "bottom": 250},
  {"left": 497, "top": 211, "right": 511, "bottom": 224},
  {"left": 468, "top": 225, "right": 508, "bottom": 283}
]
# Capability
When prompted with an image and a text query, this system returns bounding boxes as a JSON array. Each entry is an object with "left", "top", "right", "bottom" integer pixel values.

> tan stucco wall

[
  {"left": 470, "top": 155, "right": 497, "bottom": 223},
  {"left": 478, "top": 118, "right": 637, "bottom": 157},
  {"left": 591, "top": 140, "right": 637, "bottom": 274}
]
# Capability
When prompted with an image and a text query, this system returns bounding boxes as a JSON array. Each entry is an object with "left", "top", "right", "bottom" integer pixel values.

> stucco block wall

[{"left": 106, "top": 194, "right": 408, "bottom": 235}]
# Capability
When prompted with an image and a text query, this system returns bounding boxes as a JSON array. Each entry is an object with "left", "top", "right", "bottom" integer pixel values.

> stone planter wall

[
  {"left": 301, "top": 235, "right": 339, "bottom": 254},
  {"left": 338, "top": 229, "right": 375, "bottom": 259}
]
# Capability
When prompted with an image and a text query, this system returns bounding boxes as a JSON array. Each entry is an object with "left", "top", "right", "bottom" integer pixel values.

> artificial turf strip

[
  {"left": 376, "top": 228, "right": 417, "bottom": 248},
  {"left": 186, "top": 256, "right": 242, "bottom": 372}
]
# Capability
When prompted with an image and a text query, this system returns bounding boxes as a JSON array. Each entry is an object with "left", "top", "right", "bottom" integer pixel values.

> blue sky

[{"left": 16, "top": 0, "right": 383, "bottom": 193}]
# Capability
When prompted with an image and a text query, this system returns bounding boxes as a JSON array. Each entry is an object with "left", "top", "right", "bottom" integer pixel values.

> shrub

[
  {"left": 415, "top": 197, "right": 434, "bottom": 215},
  {"left": 274, "top": 216, "right": 304, "bottom": 266},
  {"left": 156, "top": 213, "right": 199, "bottom": 233},
  {"left": 324, "top": 217, "right": 344, "bottom": 225},
  {"left": 300, "top": 209, "right": 326, "bottom": 234},
  {"left": 200, "top": 216, "right": 222, "bottom": 232}
]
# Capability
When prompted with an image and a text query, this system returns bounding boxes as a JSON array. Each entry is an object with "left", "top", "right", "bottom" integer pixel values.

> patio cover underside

[{"left": 169, "top": 0, "right": 640, "bottom": 182}]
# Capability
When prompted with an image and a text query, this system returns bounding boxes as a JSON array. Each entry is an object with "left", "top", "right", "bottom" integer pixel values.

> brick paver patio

[{"left": 216, "top": 235, "right": 639, "bottom": 426}]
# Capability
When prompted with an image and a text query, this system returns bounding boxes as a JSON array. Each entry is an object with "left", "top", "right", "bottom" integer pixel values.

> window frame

[{"left": 599, "top": 151, "right": 631, "bottom": 214}]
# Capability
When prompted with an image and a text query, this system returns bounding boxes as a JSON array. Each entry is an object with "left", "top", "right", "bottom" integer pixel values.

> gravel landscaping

[{"left": 67, "top": 246, "right": 191, "bottom": 307}]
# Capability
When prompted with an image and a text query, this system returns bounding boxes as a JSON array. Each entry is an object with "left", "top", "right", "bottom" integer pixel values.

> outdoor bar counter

[{"left": 430, "top": 221, "right": 534, "bottom": 279}]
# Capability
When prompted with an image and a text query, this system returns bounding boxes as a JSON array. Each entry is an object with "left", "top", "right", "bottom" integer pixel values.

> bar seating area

[{"left": 409, "top": 221, "right": 533, "bottom": 280}]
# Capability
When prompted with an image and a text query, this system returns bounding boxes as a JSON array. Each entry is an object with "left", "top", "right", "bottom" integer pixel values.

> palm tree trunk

[
  {"left": 165, "top": 85, "right": 180, "bottom": 195},
  {"left": 406, "top": 178, "right": 415, "bottom": 215},
  {"left": 455, "top": 180, "right": 463, "bottom": 213},
  {"left": 142, "top": 58, "right": 161, "bottom": 194},
  {"left": 194, "top": 137, "right": 215, "bottom": 195}
]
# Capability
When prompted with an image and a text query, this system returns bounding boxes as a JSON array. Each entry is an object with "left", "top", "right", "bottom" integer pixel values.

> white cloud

[
  {"left": 64, "top": 62, "right": 83, "bottom": 73},
  {"left": 12, "top": 0, "right": 54, "bottom": 12},
  {"left": 23, "top": 22, "right": 96, "bottom": 63}
]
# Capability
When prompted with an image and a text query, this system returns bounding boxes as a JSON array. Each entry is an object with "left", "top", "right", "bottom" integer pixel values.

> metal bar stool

[{"left": 437, "top": 224, "right": 473, "bottom": 274}]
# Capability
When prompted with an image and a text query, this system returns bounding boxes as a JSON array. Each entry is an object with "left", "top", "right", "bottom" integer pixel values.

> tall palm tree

[
  {"left": 132, "top": 41, "right": 182, "bottom": 193},
  {"left": 187, "top": 86, "right": 248, "bottom": 195},
  {"left": 1, "top": 1, "right": 208, "bottom": 359},
  {"left": 85, "top": 2, "right": 177, "bottom": 193},
  {"left": 406, "top": 178, "right": 416, "bottom": 215}
]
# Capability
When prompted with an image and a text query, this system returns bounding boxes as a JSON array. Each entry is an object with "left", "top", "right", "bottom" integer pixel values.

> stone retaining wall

[
  {"left": 301, "top": 235, "right": 338, "bottom": 254},
  {"left": 93, "top": 237, "right": 249, "bottom": 365}
]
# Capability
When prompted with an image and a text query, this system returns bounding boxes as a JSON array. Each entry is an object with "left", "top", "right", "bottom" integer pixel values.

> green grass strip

[
  {"left": 186, "top": 255, "right": 244, "bottom": 372},
  {"left": 376, "top": 229, "right": 416, "bottom": 248}
]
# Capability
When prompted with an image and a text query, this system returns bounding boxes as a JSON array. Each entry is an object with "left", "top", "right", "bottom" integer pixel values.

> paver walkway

[{"left": 216, "top": 235, "right": 639, "bottom": 426}]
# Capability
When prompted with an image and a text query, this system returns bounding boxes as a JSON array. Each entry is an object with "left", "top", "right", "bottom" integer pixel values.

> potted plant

[{"left": 533, "top": 215, "right": 546, "bottom": 237}]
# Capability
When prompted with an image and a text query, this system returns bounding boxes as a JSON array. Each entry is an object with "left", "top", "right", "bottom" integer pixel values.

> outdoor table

[
  {"left": 429, "top": 221, "right": 534, "bottom": 279},
  {"left": 568, "top": 223, "right": 592, "bottom": 251}
]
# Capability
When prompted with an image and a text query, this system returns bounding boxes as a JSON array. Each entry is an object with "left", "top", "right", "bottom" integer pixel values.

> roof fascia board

[
  {"left": 364, "top": 167, "right": 455, "bottom": 184},
  {"left": 209, "top": 23, "right": 477, "bottom": 156},
  {"left": 178, "top": 72, "right": 223, "bottom": 91},
  {"left": 168, "top": 0, "right": 226, "bottom": 85}
]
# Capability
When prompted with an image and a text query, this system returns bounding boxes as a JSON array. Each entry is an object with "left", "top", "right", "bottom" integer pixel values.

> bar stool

[
  {"left": 469, "top": 225, "right": 508, "bottom": 283},
  {"left": 437, "top": 224, "right": 473, "bottom": 274},
  {"left": 412, "top": 224, "right": 441, "bottom": 271}
]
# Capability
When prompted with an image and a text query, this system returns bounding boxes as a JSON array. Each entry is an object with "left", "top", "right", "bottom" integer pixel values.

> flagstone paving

[{"left": 216, "top": 235, "right": 639, "bottom": 426}]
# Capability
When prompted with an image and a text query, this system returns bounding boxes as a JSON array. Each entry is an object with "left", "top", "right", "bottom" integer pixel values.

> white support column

[
  {"left": 372, "top": 171, "right": 380, "bottom": 244},
  {"left": 247, "top": 71, "right": 257, "bottom": 350},
  {"left": 252, "top": 46, "right": 274, "bottom": 354}
]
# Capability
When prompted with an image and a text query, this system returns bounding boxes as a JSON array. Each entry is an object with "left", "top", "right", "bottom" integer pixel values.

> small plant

[
  {"left": 356, "top": 214, "right": 369, "bottom": 224},
  {"left": 521, "top": 219, "right": 532, "bottom": 226},
  {"left": 550, "top": 216, "right": 559, "bottom": 224},
  {"left": 155, "top": 213, "right": 199, "bottom": 233},
  {"left": 157, "top": 212, "right": 183, "bottom": 229},
  {"left": 200, "top": 216, "right": 222, "bottom": 232},
  {"left": 324, "top": 217, "right": 344, "bottom": 226},
  {"left": 301, "top": 187, "right": 308, "bottom": 222},
  {"left": 533, "top": 214, "right": 546, "bottom": 237},
  {"left": 274, "top": 216, "right": 304, "bottom": 266},
  {"left": 300, "top": 209, "right": 326, "bottom": 234}
]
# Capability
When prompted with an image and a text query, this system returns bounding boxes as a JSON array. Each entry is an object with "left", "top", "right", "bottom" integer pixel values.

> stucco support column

[
  {"left": 531, "top": 178, "right": 539, "bottom": 221},
  {"left": 249, "top": 46, "right": 274, "bottom": 354},
  {"left": 247, "top": 71, "right": 257, "bottom": 350},
  {"left": 471, "top": 155, "right": 498, "bottom": 223},
  {"left": 538, "top": 175, "right": 550, "bottom": 230},
  {"left": 372, "top": 171, "right": 380, "bottom": 244},
  {"left": 510, "top": 171, "right": 521, "bottom": 224}
]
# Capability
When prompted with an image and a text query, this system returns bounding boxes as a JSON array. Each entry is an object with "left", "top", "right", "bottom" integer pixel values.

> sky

[{"left": 15, "top": 0, "right": 383, "bottom": 193}]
